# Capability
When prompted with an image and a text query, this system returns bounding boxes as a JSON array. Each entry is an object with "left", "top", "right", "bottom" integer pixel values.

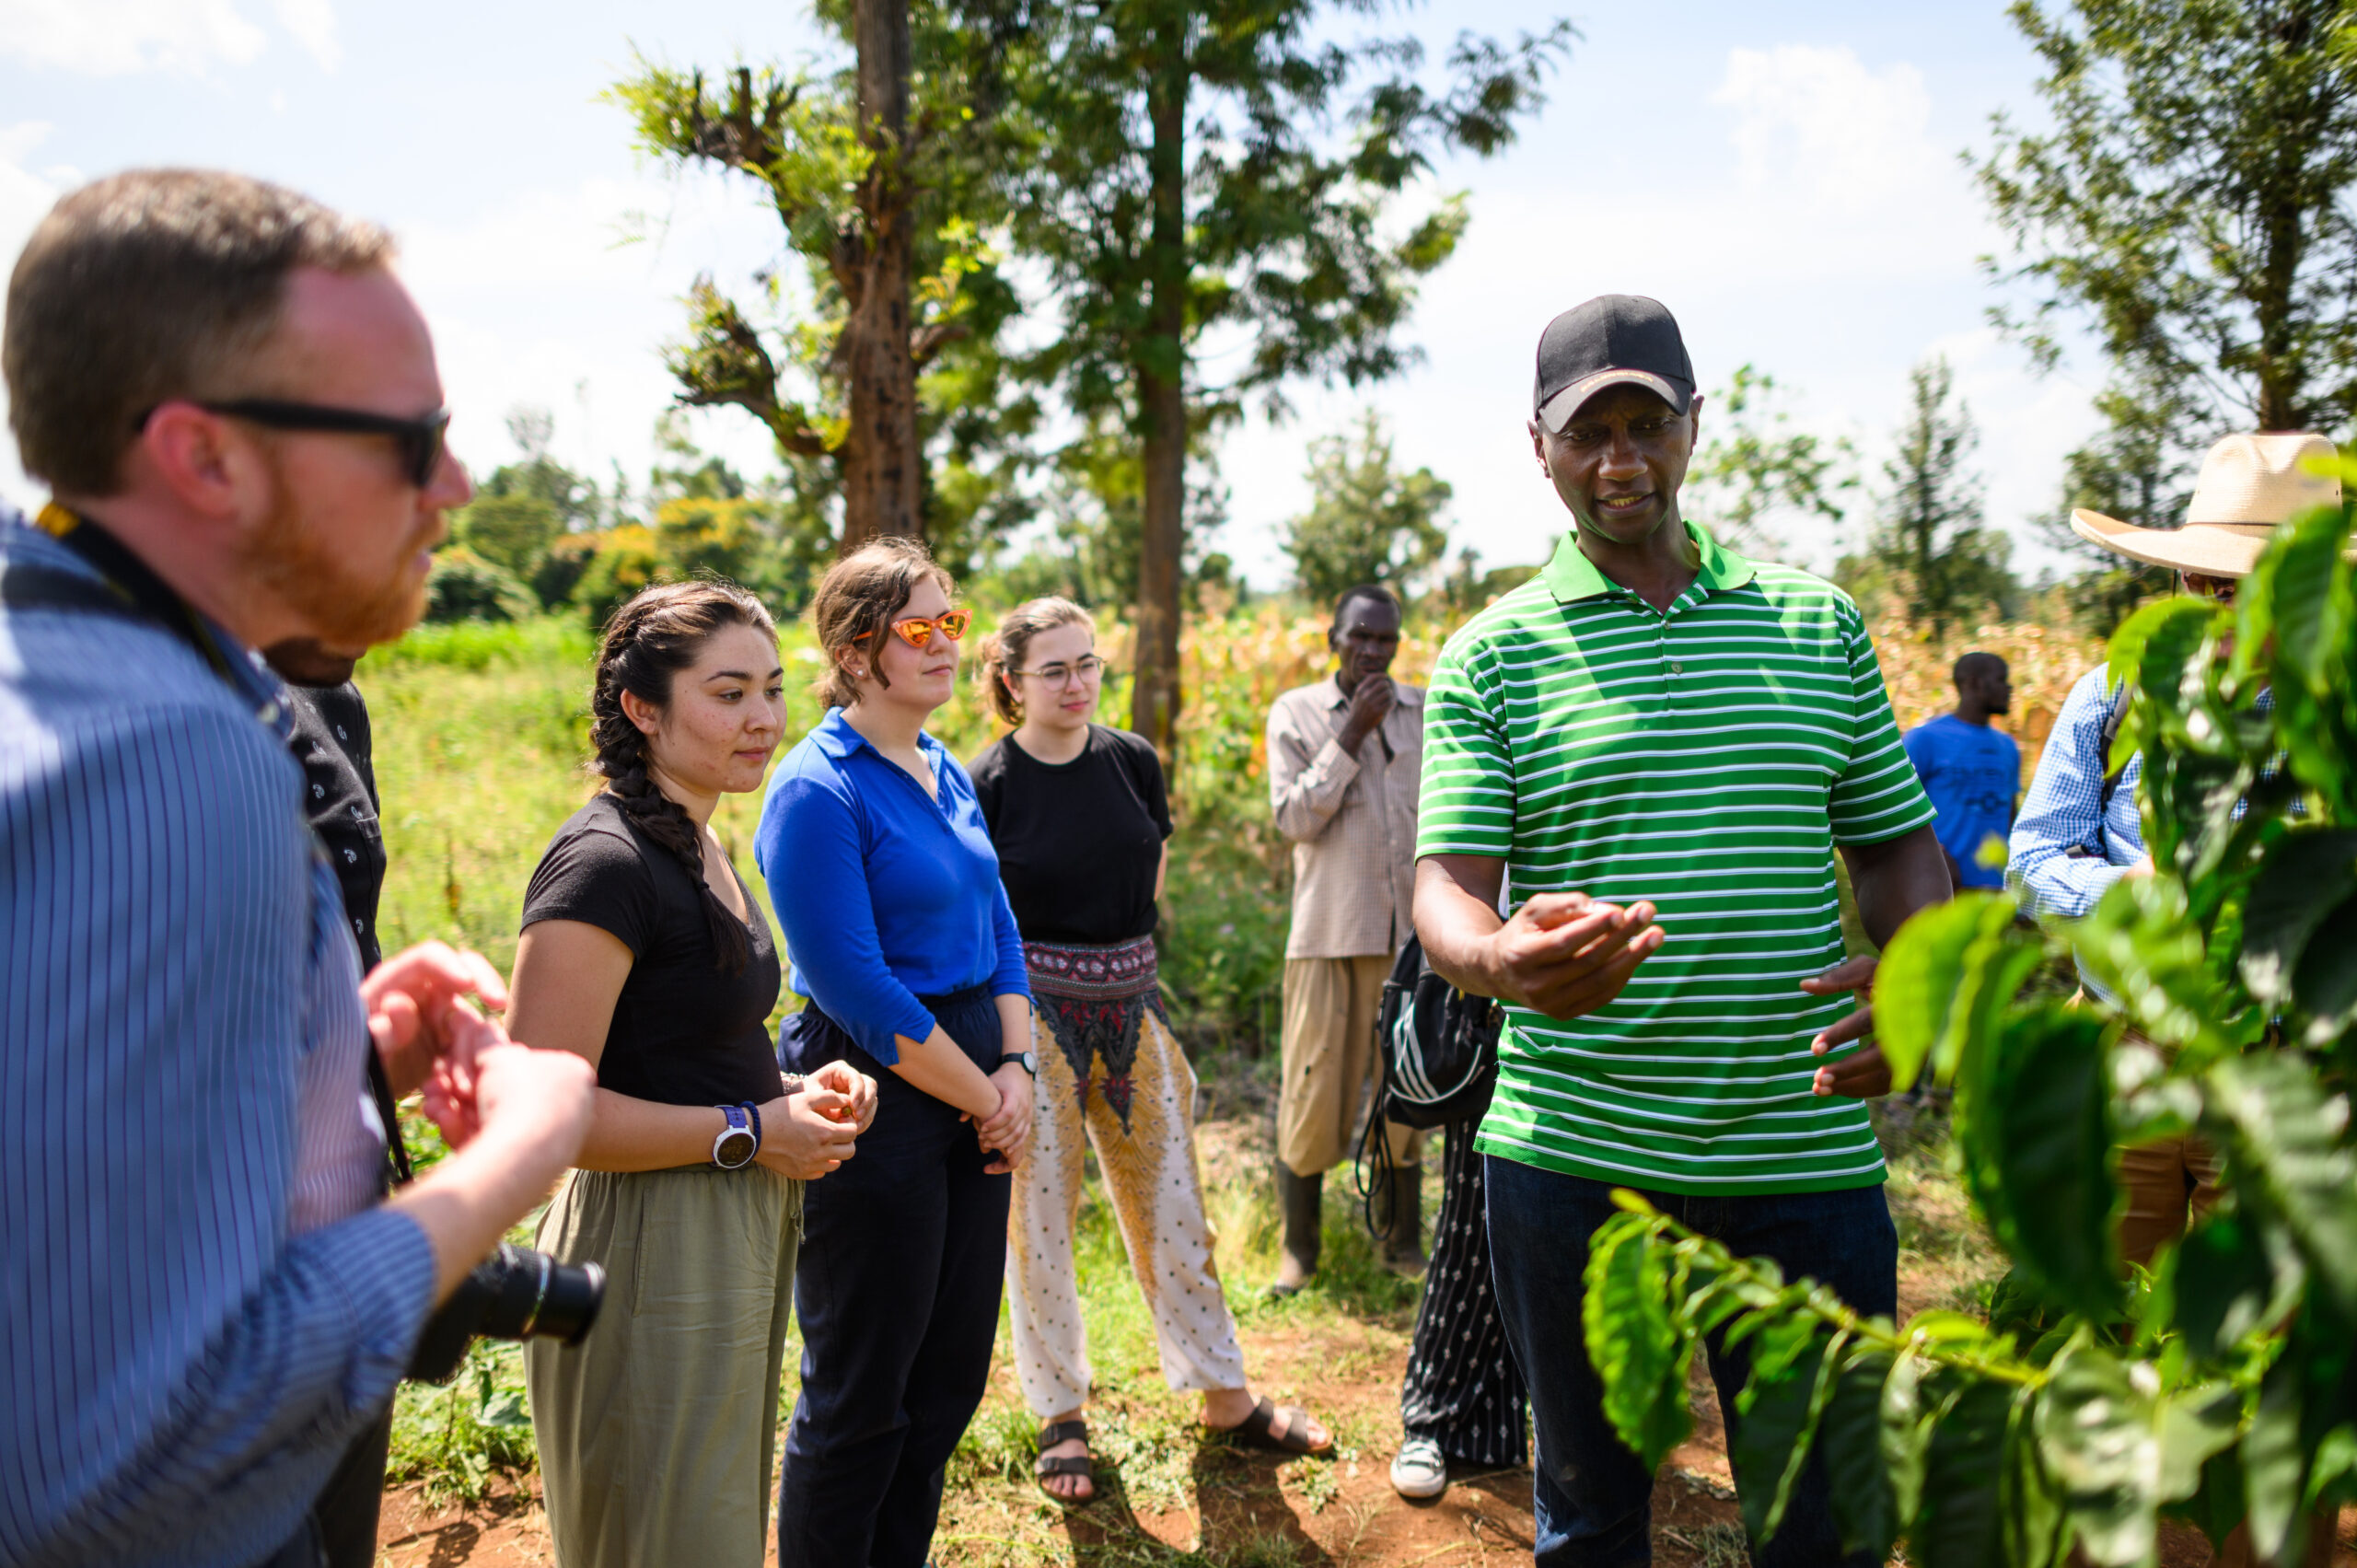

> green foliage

[
  {"left": 424, "top": 545, "right": 538, "bottom": 623},
  {"left": 1981, "top": 1, "right": 2357, "bottom": 632},
  {"left": 1281, "top": 411, "right": 1451, "bottom": 603},
  {"left": 1685, "top": 364, "right": 1857, "bottom": 559},
  {"left": 1584, "top": 493, "right": 2357, "bottom": 1564},
  {"left": 452, "top": 493, "right": 560, "bottom": 580},
  {"left": 385, "top": 1339, "right": 537, "bottom": 1507}
]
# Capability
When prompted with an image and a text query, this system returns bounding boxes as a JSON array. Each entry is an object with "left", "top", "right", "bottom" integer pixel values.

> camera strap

[{"left": 5, "top": 503, "right": 412, "bottom": 1187}]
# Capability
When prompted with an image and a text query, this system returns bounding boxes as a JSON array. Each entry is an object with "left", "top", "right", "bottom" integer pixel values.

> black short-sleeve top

[
  {"left": 968, "top": 725, "right": 1172, "bottom": 946},
  {"left": 520, "top": 793, "right": 784, "bottom": 1107}
]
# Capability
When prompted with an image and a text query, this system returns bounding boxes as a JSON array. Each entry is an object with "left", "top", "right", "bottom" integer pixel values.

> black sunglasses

[{"left": 141, "top": 399, "right": 453, "bottom": 488}]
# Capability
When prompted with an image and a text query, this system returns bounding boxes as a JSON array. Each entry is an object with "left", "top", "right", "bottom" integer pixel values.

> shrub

[{"left": 424, "top": 546, "right": 538, "bottom": 623}]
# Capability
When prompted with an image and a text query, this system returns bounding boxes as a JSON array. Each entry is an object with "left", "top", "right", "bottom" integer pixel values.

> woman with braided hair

[
  {"left": 508, "top": 580, "right": 878, "bottom": 1568},
  {"left": 968, "top": 597, "right": 1332, "bottom": 1503},
  {"left": 756, "top": 539, "right": 1034, "bottom": 1568}
]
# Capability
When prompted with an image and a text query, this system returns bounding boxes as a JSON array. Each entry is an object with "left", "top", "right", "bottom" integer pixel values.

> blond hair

[
  {"left": 807, "top": 538, "right": 957, "bottom": 709},
  {"left": 6, "top": 169, "right": 396, "bottom": 496},
  {"left": 974, "top": 597, "right": 1097, "bottom": 725}
]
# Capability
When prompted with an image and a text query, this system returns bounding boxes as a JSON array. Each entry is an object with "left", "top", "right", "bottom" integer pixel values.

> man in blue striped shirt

[{"left": 1, "top": 170, "right": 596, "bottom": 1568}]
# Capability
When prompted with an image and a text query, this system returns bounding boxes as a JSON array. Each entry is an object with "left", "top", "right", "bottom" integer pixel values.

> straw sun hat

[
  {"left": 2071, "top": 432, "right": 2342, "bottom": 578},
  {"left": 2084, "top": 429, "right": 2338, "bottom": 575}
]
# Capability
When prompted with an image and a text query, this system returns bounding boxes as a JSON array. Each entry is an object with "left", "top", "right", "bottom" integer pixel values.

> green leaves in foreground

[{"left": 1582, "top": 1201, "right": 2247, "bottom": 1567}]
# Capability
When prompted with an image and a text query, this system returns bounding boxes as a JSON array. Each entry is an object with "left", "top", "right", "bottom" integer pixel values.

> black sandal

[
  {"left": 1214, "top": 1396, "right": 1332, "bottom": 1457},
  {"left": 1035, "top": 1418, "right": 1094, "bottom": 1499}
]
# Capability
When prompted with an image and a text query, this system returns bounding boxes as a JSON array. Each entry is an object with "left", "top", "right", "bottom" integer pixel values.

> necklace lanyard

[{"left": 34, "top": 501, "right": 246, "bottom": 689}]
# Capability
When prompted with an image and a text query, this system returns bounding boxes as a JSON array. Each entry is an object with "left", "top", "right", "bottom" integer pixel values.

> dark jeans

[
  {"left": 1483, "top": 1157, "right": 1897, "bottom": 1568},
  {"left": 776, "top": 989, "right": 1013, "bottom": 1568}
]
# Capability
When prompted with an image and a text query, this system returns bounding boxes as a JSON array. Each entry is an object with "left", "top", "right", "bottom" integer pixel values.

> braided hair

[{"left": 589, "top": 580, "right": 777, "bottom": 974}]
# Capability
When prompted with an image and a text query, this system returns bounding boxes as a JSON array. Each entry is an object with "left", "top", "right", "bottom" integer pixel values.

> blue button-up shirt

[
  {"left": 2008, "top": 667, "right": 2146, "bottom": 920},
  {"left": 756, "top": 707, "right": 1028, "bottom": 1063},
  {"left": 0, "top": 521, "right": 435, "bottom": 1568}
]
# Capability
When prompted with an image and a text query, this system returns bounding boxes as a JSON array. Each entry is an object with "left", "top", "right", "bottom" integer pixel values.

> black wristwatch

[
  {"left": 712, "top": 1103, "right": 759, "bottom": 1169},
  {"left": 999, "top": 1050, "right": 1037, "bottom": 1078}
]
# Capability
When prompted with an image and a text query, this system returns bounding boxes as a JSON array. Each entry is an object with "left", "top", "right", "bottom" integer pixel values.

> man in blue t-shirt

[{"left": 1904, "top": 652, "right": 2022, "bottom": 889}]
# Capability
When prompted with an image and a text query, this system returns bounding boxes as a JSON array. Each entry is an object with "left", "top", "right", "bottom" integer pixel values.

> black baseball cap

[{"left": 1532, "top": 295, "right": 1695, "bottom": 433}]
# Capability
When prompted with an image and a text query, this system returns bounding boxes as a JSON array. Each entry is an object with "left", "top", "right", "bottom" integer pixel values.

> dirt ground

[{"left": 377, "top": 1105, "right": 2357, "bottom": 1568}]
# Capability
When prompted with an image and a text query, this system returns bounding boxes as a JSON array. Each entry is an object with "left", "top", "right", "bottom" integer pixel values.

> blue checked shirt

[
  {"left": 1, "top": 520, "right": 435, "bottom": 1568},
  {"left": 2008, "top": 667, "right": 2146, "bottom": 920}
]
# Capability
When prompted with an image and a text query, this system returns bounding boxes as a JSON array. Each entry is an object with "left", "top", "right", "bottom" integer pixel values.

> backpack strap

[
  {"left": 0, "top": 562, "right": 153, "bottom": 621},
  {"left": 2096, "top": 679, "right": 2134, "bottom": 813}
]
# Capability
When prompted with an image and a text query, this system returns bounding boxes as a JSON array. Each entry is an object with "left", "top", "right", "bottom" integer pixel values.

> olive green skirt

[{"left": 525, "top": 1164, "right": 802, "bottom": 1568}]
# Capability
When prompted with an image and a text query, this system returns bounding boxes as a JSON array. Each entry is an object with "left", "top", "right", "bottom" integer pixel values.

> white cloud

[
  {"left": 273, "top": 0, "right": 340, "bottom": 72},
  {"left": 1714, "top": 45, "right": 1939, "bottom": 215},
  {"left": 0, "top": 125, "right": 64, "bottom": 512},
  {"left": 0, "top": 0, "right": 267, "bottom": 75}
]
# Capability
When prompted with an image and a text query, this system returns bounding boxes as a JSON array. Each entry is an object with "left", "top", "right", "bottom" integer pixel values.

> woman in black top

[
  {"left": 970, "top": 597, "right": 1330, "bottom": 1503},
  {"left": 507, "top": 582, "right": 877, "bottom": 1568}
]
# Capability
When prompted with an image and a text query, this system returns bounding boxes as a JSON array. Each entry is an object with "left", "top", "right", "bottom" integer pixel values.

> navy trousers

[
  {"left": 776, "top": 989, "right": 1013, "bottom": 1568},
  {"left": 1484, "top": 1157, "right": 1897, "bottom": 1568}
]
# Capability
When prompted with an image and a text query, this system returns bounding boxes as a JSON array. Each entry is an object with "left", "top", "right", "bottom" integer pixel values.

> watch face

[{"left": 715, "top": 1129, "right": 758, "bottom": 1167}]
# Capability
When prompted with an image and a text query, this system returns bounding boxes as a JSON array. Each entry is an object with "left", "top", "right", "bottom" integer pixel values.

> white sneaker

[{"left": 1390, "top": 1434, "right": 1447, "bottom": 1499}]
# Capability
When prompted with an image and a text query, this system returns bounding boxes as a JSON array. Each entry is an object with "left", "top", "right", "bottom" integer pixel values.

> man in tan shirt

[{"left": 1266, "top": 584, "right": 1426, "bottom": 1294}]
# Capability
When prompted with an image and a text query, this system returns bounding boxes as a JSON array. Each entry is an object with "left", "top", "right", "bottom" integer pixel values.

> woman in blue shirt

[{"left": 757, "top": 539, "right": 1035, "bottom": 1568}]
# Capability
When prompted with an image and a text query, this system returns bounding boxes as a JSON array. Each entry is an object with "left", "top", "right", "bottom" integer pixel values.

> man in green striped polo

[{"left": 1414, "top": 296, "right": 1950, "bottom": 1568}]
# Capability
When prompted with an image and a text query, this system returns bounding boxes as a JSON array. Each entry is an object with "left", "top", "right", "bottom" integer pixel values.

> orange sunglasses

[{"left": 854, "top": 609, "right": 973, "bottom": 650}]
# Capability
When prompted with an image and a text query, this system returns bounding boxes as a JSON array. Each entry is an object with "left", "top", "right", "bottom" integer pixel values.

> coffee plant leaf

[
  {"left": 1916, "top": 1373, "right": 2014, "bottom": 1568},
  {"left": 2237, "top": 829, "right": 2357, "bottom": 1005},
  {"left": 1582, "top": 1211, "right": 1690, "bottom": 1469},
  {"left": 2165, "top": 1212, "right": 2289, "bottom": 1365},
  {"left": 1823, "top": 1345, "right": 1900, "bottom": 1559},
  {"left": 1978, "top": 1005, "right": 2119, "bottom": 1318},
  {"left": 1882, "top": 1345, "right": 1933, "bottom": 1526},
  {"left": 1875, "top": 894, "right": 2011, "bottom": 1087},
  {"left": 1730, "top": 1326, "right": 1844, "bottom": 1545},
  {"left": 2240, "top": 1353, "right": 2308, "bottom": 1563},
  {"left": 2204, "top": 1053, "right": 2357, "bottom": 1321},
  {"left": 2034, "top": 1336, "right": 2162, "bottom": 1566},
  {"left": 2154, "top": 1382, "right": 2242, "bottom": 1504},
  {"left": 2003, "top": 1382, "right": 2072, "bottom": 1568}
]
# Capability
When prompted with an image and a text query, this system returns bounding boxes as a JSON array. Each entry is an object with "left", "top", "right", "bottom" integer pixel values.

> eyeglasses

[
  {"left": 853, "top": 609, "right": 972, "bottom": 650},
  {"left": 1011, "top": 656, "right": 1107, "bottom": 689},
  {"left": 143, "top": 399, "right": 453, "bottom": 489},
  {"left": 2182, "top": 572, "right": 2239, "bottom": 604}
]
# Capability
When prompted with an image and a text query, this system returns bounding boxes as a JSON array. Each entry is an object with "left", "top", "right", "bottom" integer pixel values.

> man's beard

[{"left": 241, "top": 464, "right": 435, "bottom": 650}]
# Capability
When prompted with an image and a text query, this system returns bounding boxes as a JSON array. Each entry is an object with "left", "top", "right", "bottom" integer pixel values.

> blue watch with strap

[{"left": 712, "top": 1103, "right": 759, "bottom": 1169}]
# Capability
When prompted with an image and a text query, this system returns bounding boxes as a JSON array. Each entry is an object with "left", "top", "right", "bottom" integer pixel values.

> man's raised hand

[
  {"left": 1802, "top": 955, "right": 1891, "bottom": 1098},
  {"left": 1495, "top": 892, "right": 1663, "bottom": 1020}
]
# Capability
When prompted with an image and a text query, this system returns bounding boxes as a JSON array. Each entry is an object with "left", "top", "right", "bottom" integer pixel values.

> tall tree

[
  {"left": 998, "top": 3, "right": 1571, "bottom": 753},
  {"left": 1978, "top": 1, "right": 2357, "bottom": 511},
  {"left": 1868, "top": 356, "right": 2015, "bottom": 633},
  {"left": 1283, "top": 410, "right": 1451, "bottom": 603},
  {"left": 614, "top": 1, "right": 1031, "bottom": 559}
]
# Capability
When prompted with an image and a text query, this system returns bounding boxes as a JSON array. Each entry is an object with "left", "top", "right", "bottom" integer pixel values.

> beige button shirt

[{"left": 1267, "top": 673, "right": 1425, "bottom": 958}]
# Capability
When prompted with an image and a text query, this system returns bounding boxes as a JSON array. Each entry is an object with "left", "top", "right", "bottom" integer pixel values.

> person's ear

[
  {"left": 619, "top": 687, "right": 662, "bottom": 738},
  {"left": 1682, "top": 393, "right": 1704, "bottom": 453},
  {"left": 1527, "top": 418, "right": 1548, "bottom": 470},
  {"left": 127, "top": 403, "right": 265, "bottom": 523}
]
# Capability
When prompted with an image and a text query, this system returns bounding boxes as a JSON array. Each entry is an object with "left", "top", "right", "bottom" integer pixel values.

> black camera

[{"left": 405, "top": 1242, "right": 606, "bottom": 1383}]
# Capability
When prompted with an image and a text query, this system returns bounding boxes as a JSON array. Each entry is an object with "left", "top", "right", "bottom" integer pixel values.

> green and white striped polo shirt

[{"left": 1419, "top": 522, "right": 1933, "bottom": 1195}]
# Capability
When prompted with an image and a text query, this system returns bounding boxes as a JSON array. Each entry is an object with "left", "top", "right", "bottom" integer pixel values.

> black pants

[
  {"left": 1399, "top": 1119, "right": 1527, "bottom": 1467},
  {"left": 776, "top": 989, "right": 1012, "bottom": 1568}
]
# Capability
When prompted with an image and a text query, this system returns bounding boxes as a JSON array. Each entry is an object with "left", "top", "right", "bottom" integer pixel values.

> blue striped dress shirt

[
  {"left": 1, "top": 520, "right": 435, "bottom": 1568},
  {"left": 2007, "top": 666, "right": 2146, "bottom": 921}
]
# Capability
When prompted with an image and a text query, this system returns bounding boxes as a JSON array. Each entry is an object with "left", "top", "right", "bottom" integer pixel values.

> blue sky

[{"left": 0, "top": 0, "right": 2103, "bottom": 585}]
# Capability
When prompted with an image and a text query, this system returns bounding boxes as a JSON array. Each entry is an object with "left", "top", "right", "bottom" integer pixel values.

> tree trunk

[
  {"left": 1131, "top": 25, "right": 1187, "bottom": 759},
  {"left": 840, "top": 0, "right": 923, "bottom": 552}
]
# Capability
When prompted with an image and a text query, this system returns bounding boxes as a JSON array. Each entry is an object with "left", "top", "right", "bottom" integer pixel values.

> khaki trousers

[
  {"left": 525, "top": 1164, "right": 802, "bottom": 1568},
  {"left": 1278, "top": 954, "right": 1422, "bottom": 1177}
]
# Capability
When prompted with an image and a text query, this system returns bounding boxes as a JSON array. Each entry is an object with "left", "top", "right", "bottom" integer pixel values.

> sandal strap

[
  {"left": 1228, "top": 1396, "right": 1325, "bottom": 1456},
  {"left": 1034, "top": 1454, "right": 1094, "bottom": 1479},
  {"left": 1038, "top": 1418, "right": 1089, "bottom": 1450}
]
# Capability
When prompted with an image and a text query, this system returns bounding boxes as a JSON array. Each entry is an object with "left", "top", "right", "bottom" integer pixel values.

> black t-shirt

[
  {"left": 287, "top": 682, "right": 387, "bottom": 970},
  {"left": 969, "top": 725, "right": 1172, "bottom": 945},
  {"left": 521, "top": 793, "right": 784, "bottom": 1108}
]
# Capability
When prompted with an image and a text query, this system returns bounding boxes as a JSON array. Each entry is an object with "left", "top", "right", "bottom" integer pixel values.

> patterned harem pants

[{"left": 1007, "top": 935, "right": 1249, "bottom": 1416}]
